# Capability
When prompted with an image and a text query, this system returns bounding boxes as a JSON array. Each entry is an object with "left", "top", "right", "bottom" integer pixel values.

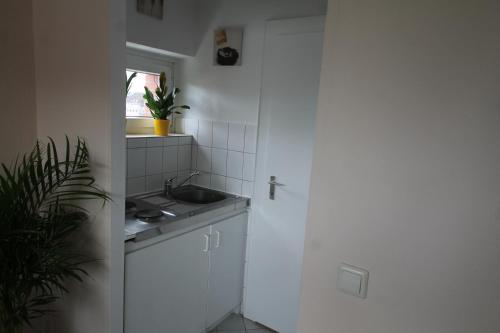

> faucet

[{"left": 164, "top": 171, "right": 200, "bottom": 197}]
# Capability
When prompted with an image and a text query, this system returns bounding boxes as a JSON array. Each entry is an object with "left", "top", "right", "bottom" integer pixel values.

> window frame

[{"left": 126, "top": 47, "right": 177, "bottom": 119}]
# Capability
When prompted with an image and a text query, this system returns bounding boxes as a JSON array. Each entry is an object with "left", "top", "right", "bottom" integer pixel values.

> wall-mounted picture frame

[
  {"left": 137, "top": 0, "right": 164, "bottom": 20},
  {"left": 214, "top": 28, "right": 243, "bottom": 66}
]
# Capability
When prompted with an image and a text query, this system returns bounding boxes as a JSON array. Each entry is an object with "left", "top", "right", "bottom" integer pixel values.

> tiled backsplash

[
  {"left": 126, "top": 135, "right": 193, "bottom": 196},
  {"left": 187, "top": 119, "right": 257, "bottom": 198},
  {"left": 126, "top": 119, "right": 257, "bottom": 198}
]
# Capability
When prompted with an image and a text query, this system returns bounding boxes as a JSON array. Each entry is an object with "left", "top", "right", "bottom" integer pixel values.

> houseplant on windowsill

[
  {"left": 144, "top": 72, "right": 190, "bottom": 136},
  {"left": 0, "top": 137, "right": 109, "bottom": 333}
]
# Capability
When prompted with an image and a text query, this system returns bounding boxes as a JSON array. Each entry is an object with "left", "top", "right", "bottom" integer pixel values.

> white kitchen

[
  {"left": 3, "top": 1, "right": 500, "bottom": 333},
  {"left": 123, "top": 1, "right": 327, "bottom": 332}
]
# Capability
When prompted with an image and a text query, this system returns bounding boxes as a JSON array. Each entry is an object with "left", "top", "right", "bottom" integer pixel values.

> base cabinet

[
  {"left": 124, "top": 212, "right": 248, "bottom": 333},
  {"left": 206, "top": 213, "right": 247, "bottom": 327},
  {"left": 125, "top": 226, "right": 210, "bottom": 333}
]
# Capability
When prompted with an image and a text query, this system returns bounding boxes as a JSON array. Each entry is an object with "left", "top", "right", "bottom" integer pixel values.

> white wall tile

[
  {"left": 211, "top": 148, "right": 227, "bottom": 176},
  {"left": 226, "top": 178, "right": 243, "bottom": 195},
  {"left": 127, "top": 177, "right": 146, "bottom": 196},
  {"left": 165, "top": 136, "right": 179, "bottom": 146},
  {"left": 179, "top": 136, "right": 192, "bottom": 145},
  {"left": 163, "top": 146, "right": 178, "bottom": 173},
  {"left": 146, "top": 174, "right": 163, "bottom": 191},
  {"left": 192, "top": 172, "right": 211, "bottom": 188},
  {"left": 227, "top": 151, "right": 244, "bottom": 179},
  {"left": 147, "top": 137, "right": 164, "bottom": 147},
  {"left": 178, "top": 145, "right": 192, "bottom": 171},
  {"left": 211, "top": 175, "right": 226, "bottom": 192},
  {"left": 197, "top": 120, "right": 212, "bottom": 147},
  {"left": 244, "top": 125, "right": 257, "bottom": 153},
  {"left": 127, "top": 138, "right": 146, "bottom": 148},
  {"left": 191, "top": 144, "right": 198, "bottom": 169},
  {"left": 126, "top": 135, "right": 201, "bottom": 195},
  {"left": 146, "top": 147, "right": 163, "bottom": 175},
  {"left": 197, "top": 146, "right": 212, "bottom": 172},
  {"left": 212, "top": 121, "right": 228, "bottom": 149},
  {"left": 242, "top": 181, "right": 254, "bottom": 198},
  {"left": 127, "top": 148, "right": 146, "bottom": 178},
  {"left": 243, "top": 153, "right": 256, "bottom": 181},
  {"left": 228, "top": 123, "right": 245, "bottom": 151},
  {"left": 126, "top": 128, "right": 256, "bottom": 197}
]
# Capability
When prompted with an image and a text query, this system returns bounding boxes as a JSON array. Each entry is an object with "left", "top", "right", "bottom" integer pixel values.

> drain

[{"left": 135, "top": 209, "right": 163, "bottom": 220}]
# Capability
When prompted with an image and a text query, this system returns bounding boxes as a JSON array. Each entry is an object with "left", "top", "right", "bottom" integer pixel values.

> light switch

[{"left": 337, "top": 263, "right": 369, "bottom": 299}]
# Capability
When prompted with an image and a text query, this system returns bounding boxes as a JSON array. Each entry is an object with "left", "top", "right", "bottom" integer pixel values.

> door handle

[
  {"left": 215, "top": 230, "right": 222, "bottom": 248},
  {"left": 268, "top": 176, "right": 285, "bottom": 200},
  {"left": 202, "top": 234, "right": 210, "bottom": 253}
]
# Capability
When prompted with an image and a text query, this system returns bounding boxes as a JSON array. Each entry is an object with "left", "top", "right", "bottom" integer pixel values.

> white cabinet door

[
  {"left": 125, "top": 226, "right": 211, "bottom": 333},
  {"left": 206, "top": 213, "right": 248, "bottom": 327}
]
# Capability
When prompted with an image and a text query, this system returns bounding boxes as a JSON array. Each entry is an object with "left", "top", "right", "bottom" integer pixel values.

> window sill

[{"left": 126, "top": 133, "right": 191, "bottom": 138}]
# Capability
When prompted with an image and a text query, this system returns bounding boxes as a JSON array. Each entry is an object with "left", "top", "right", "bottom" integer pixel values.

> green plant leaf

[
  {"left": 126, "top": 72, "right": 137, "bottom": 95},
  {"left": 168, "top": 105, "right": 191, "bottom": 113},
  {"left": 141, "top": 72, "right": 190, "bottom": 120},
  {"left": 0, "top": 136, "right": 109, "bottom": 328}
]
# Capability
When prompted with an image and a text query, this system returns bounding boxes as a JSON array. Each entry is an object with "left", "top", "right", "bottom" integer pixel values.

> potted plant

[
  {"left": 0, "top": 137, "right": 109, "bottom": 332},
  {"left": 143, "top": 72, "right": 190, "bottom": 136}
]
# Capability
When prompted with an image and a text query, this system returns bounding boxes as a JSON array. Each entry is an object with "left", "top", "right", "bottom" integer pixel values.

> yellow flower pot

[{"left": 153, "top": 119, "right": 170, "bottom": 136}]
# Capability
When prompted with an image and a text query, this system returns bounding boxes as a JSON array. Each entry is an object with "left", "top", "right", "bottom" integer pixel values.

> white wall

[
  {"left": 298, "top": 1, "right": 500, "bottom": 333},
  {"left": 32, "top": 0, "right": 126, "bottom": 332},
  {"left": 0, "top": 1, "right": 37, "bottom": 165},
  {"left": 126, "top": 0, "right": 199, "bottom": 56},
  {"left": 178, "top": 0, "right": 327, "bottom": 125}
]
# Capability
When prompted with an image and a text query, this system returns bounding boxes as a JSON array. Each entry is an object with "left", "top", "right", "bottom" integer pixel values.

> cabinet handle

[
  {"left": 203, "top": 234, "right": 210, "bottom": 253},
  {"left": 215, "top": 230, "right": 222, "bottom": 248}
]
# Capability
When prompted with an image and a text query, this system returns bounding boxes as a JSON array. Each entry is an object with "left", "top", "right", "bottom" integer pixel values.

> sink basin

[{"left": 171, "top": 187, "right": 227, "bottom": 204}]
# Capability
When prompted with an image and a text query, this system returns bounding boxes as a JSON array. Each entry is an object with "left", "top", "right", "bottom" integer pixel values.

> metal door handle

[
  {"left": 203, "top": 234, "right": 210, "bottom": 252},
  {"left": 268, "top": 176, "right": 285, "bottom": 200}
]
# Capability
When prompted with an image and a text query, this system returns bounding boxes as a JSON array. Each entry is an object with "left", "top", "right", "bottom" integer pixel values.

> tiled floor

[{"left": 209, "top": 314, "right": 275, "bottom": 333}]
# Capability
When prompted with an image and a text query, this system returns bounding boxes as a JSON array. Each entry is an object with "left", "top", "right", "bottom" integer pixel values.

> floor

[{"left": 209, "top": 314, "right": 275, "bottom": 333}]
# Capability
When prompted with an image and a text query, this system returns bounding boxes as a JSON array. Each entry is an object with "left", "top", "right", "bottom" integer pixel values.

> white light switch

[{"left": 337, "top": 263, "right": 369, "bottom": 299}]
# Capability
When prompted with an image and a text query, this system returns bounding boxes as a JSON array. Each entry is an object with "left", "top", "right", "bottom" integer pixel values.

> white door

[
  {"left": 206, "top": 213, "right": 248, "bottom": 327},
  {"left": 244, "top": 16, "right": 324, "bottom": 333},
  {"left": 124, "top": 226, "right": 211, "bottom": 333}
]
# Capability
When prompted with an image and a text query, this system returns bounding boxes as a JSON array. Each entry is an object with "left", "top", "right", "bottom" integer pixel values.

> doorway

[{"left": 244, "top": 16, "right": 325, "bottom": 333}]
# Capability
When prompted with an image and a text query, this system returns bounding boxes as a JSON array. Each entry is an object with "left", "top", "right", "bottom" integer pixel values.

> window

[
  {"left": 126, "top": 71, "right": 160, "bottom": 118},
  {"left": 125, "top": 47, "right": 176, "bottom": 118}
]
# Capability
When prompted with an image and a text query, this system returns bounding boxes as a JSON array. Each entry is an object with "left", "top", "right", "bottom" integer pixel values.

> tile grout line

[
  {"left": 241, "top": 126, "right": 247, "bottom": 185},
  {"left": 225, "top": 122, "right": 230, "bottom": 192}
]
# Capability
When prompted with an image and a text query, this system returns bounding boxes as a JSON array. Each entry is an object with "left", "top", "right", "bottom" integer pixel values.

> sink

[{"left": 171, "top": 187, "right": 227, "bottom": 204}]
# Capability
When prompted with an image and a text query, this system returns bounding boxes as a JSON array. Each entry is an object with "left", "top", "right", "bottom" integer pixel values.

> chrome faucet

[{"left": 164, "top": 171, "right": 200, "bottom": 197}]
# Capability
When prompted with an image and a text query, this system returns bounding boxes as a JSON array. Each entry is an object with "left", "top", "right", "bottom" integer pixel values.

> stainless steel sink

[
  {"left": 125, "top": 185, "right": 249, "bottom": 241},
  {"left": 171, "top": 187, "right": 227, "bottom": 204}
]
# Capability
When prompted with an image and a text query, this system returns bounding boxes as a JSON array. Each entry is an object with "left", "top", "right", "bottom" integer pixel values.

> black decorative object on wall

[
  {"left": 214, "top": 28, "right": 243, "bottom": 66},
  {"left": 137, "top": 0, "right": 164, "bottom": 20}
]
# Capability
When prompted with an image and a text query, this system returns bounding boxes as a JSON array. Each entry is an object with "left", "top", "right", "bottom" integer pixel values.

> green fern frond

[{"left": 0, "top": 136, "right": 109, "bottom": 330}]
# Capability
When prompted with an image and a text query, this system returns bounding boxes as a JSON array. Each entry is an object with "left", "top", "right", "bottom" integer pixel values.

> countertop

[{"left": 125, "top": 187, "right": 250, "bottom": 245}]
